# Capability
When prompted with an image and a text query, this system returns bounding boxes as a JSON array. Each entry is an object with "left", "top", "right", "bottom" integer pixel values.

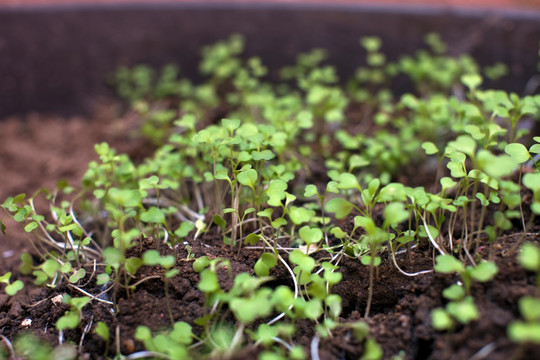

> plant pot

[{"left": 1, "top": 3, "right": 540, "bottom": 360}]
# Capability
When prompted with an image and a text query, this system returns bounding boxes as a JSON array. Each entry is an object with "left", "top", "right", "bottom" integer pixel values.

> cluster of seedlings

[{"left": 1, "top": 33, "right": 540, "bottom": 359}]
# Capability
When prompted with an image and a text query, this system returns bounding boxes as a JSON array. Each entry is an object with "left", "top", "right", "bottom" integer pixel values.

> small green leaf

[
  {"left": 505, "top": 143, "right": 530, "bottom": 164},
  {"left": 349, "top": 155, "right": 370, "bottom": 170},
  {"left": 0, "top": 272, "right": 11, "bottom": 284},
  {"left": 326, "top": 181, "right": 339, "bottom": 194},
  {"left": 193, "top": 256, "right": 210, "bottom": 273},
  {"left": 253, "top": 324, "right": 279, "bottom": 346},
  {"left": 170, "top": 321, "right": 193, "bottom": 345},
  {"left": 288, "top": 206, "right": 315, "bottom": 225},
  {"left": 304, "top": 184, "right": 319, "bottom": 198},
  {"left": 468, "top": 261, "right": 498, "bottom": 282},
  {"left": 518, "top": 243, "right": 540, "bottom": 272},
  {"left": 166, "top": 269, "right": 180, "bottom": 278},
  {"left": 289, "top": 250, "right": 315, "bottom": 273},
  {"left": 103, "top": 247, "right": 123, "bottom": 269},
  {"left": 230, "top": 288, "right": 273, "bottom": 324},
  {"left": 134, "top": 326, "right": 152, "bottom": 341},
  {"left": 461, "top": 73, "right": 482, "bottom": 91},
  {"left": 95, "top": 321, "right": 110, "bottom": 341},
  {"left": 337, "top": 173, "right": 360, "bottom": 190},
  {"left": 71, "top": 296, "right": 90, "bottom": 310},
  {"left": 266, "top": 180, "right": 287, "bottom": 207},
  {"left": 530, "top": 144, "right": 540, "bottom": 154},
  {"left": 447, "top": 135, "right": 476, "bottom": 158},
  {"left": 434, "top": 255, "right": 464, "bottom": 274},
  {"left": 175, "top": 222, "right": 195, "bottom": 238},
  {"left": 518, "top": 296, "right": 540, "bottom": 322},
  {"left": 198, "top": 269, "right": 220, "bottom": 294},
  {"left": 422, "top": 142, "right": 439, "bottom": 155},
  {"left": 143, "top": 250, "right": 175, "bottom": 269},
  {"left": 5, "top": 280, "right": 24, "bottom": 296},
  {"left": 447, "top": 297, "right": 479, "bottom": 324},
  {"left": 508, "top": 321, "right": 540, "bottom": 344},
  {"left": 254, "top": 253, "right": 277, "bottom": 277},
  {"left": 475, "top": 193, "right": 489, "bottom": 207},
  {"left": 69, "top": 268, "right": 87, "bottom": 284},
  {"left": 325, "top": 294, "right": 342, "bottom": 320},
  {"left": 440, "top": 177, "right": 457, "bottom": 191},
  {"left": 237, "top": 169, "right": 258, "bottom": 188},
  {"left": 523, "top": 173, "right": 540, "bottom": 192},
  {"left": 139, "top": 175, "right": 160, "bottom": 190},
  {"left": 140, "top": 207, "right": 165, "bottom": 224},
  {"left": 125, "top": 257, "right": 143, "bottom": 275},
  {"left": 222, "top": 118, "right": 241, "bottom": 132},
  {"left": 42, "top": 259, "right": 60, "bottom": 278},
  {"left": 257, "top": 208, "right": 273, "bottom": 219},
  {"left": 361, "top": 337, "right": 383, "bottom": 360},
  {"left": 299, "top": 226, "right": 323, "bottom": 246},
  {"left": 19, "top": 253, "right": 33, "bottom": 275},
  {"left": 24, "top": 222, "right": 38, "bottom": 233},
  {"left": 96, "top": 273, "right": 110, "bottom": 286},
  {"left": 330, "top": 227, "right": 347, "bottom": 239},
  {"left": 383, "top": 202, "right": 409, "bottom": 228},
  {"left": 360, "top": 36, "right": 382, "bottom": 52},
  {"left": 56, "top": 312, "right": 80, "bottom": 330},
  {"left": 32, "top": 270, "right": 48, "bottom": 285},
  {"left": 360, "top": 255, "right": 381, "bottom": 267},
  {"left": 142, "top": 250, "right": 161, "bottom": 266},
  {"left": 213, "top": 215, "right": 227, "bottom": 230},
  {"left": 244, "top": 233, "right": 260, "bottom": 245},
  {"left": 297, "top": 298, "right": 323, "bottom": 320},
  {"left": 442, "top": 284, "right": 465, "bottom": 301},
  {"left": 431, "top": 308, "right": 453, "bottom": 330},
  {"left": 251, "top": 150, "right": 275, "bottom": 161},
  {"left": 325, "top": 198, "right": 354, "bottom": 219}
]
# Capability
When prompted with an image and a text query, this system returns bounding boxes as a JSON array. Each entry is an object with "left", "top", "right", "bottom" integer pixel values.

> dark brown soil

[{"left": 1, "top": 106, "right": 540, "bottom": 359}]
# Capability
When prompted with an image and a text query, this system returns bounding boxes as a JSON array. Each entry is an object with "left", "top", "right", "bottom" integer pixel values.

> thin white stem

[
  {"left": 68, "top": 284, "right": 114, "bottom": 305},
  {"left": 315, "top": 252, "right": 341, "bottom": 275},
  {"left": 79, "top": 317, "right": 93, "bottom": 351},
  {"left": 244, "top": 246, "right": 298, "bottom": 251},
  {"left": 115, "top": 325, "right": 121, "bottom": 356},
  {"left": 266, "top": 249, "right": 298, "bottom": 326},
  {"left": 255, "top": 336, "right": 293, "bottom": 351},
  {"left": 194, "top": 186, "right": 204, "bottom": 213},
  {"left": 419, "top": 212, "right": 446, "bottom": 255},
  {"left": 310, "top": 335, "right": 321, "bottom": 360},
  {"left": 161, "top": 226, "right": 169, "bottom": 244},
  {"left": 124, "top": 351, "right": 171, "bottom": 360},
  {"left": 143, "top": 198, "right": 203, "bottom": 222},
  {"left": 30, "top": 199, "right": 101, "bottom": 260},
  {"left": 70, "top": 205, "right": 102, "bottom": 253},
  {"left": 230, "top": 323, "right": 245, "bottom": 350},
  {"left": 0, "top": 335, "right": 15, "bottom": 358},
  {"left": 448, "top": 223, "right": 454, "bottom": 253},
  {"left": 469, "top": 341, "right": 497, "bottom": 360},
  {"left": 390, "top": 247, "right": 433, "bottom": 277}
]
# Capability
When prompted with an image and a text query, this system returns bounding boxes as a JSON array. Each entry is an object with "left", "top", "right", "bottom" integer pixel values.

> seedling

[
  {"left": 431, "top": 255, "right": 497, "bottom": 330},
  {"left": 56, "top": 295, "right": 91, "bottom": 331},
  {"left": 94, "top": 321, "right": 110, "bottom": 356},
  {"left": 143, "top": 249, "right": 178, "bottom": 324},
  {"left": 0, "top": 272, "right": 24, "bottom": 296}
]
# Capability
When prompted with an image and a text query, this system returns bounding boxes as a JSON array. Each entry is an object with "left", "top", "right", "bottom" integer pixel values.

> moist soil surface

[{"left": 1, "top": 104, "right": 540, "bottom": 360}]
